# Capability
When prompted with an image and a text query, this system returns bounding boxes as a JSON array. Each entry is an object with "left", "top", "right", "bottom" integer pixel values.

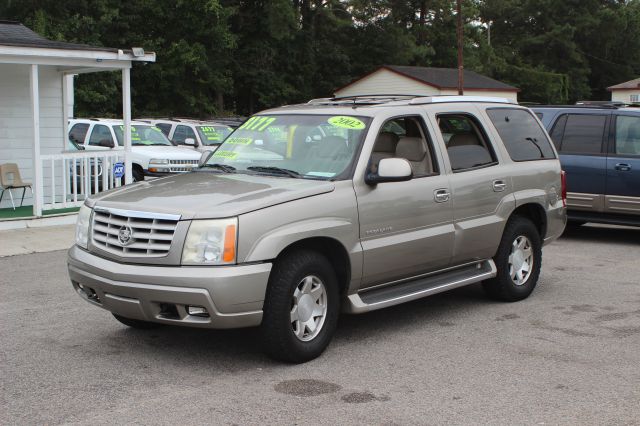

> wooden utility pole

[{"left": 456, "top": 0, "right": 464, "bottom": 95}]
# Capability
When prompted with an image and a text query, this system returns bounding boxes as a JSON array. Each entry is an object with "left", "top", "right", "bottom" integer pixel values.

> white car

[
  {"left": 146, "top": 118, "right": 234, "bottom": 152},
  {"left": 68, "top": 119, "right": 201, "bottom": 181}
]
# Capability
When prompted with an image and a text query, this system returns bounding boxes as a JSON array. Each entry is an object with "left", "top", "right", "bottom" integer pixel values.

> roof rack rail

[
  {"left": 533, "top": 104, "right": 621, "bottom": 109},
  {"left": 307, "top": 94, "right": 514, "bottom": 106},
  {"left": 409, "top": 95, "right": 514, "bottom": 105},
  {"left": 308, "top": 94, "right": 424, "bottom": 106}
]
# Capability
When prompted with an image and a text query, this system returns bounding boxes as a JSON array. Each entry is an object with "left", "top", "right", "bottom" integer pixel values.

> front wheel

[
  {"left": 132, "top": 167, "right": 144, "bottom": 182},
  {"left": 260, "top": 250, "right": 339, "bottom": 363},
  {"left": 483, "top": 216, "right": 542, "bottom": 302}
]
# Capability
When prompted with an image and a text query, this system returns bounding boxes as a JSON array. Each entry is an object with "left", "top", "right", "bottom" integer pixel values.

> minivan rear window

[{"left": 487, "top": 108, "right": 556, "bottom": 161}]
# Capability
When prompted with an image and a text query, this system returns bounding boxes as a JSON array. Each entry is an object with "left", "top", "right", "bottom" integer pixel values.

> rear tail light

[{"left": 561, "top": 170, "right": 567, "bottom": 207}]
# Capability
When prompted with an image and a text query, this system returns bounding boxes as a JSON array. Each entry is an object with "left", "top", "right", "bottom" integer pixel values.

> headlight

[
  {"left": 149, "top": 159, "right": 169, "bottom": 164},
  {"left": 75, "top": 204, "right": 92, "bottom": 249},
  {"left": 182, "top": 218, "right": 237, "bottom": 265}
]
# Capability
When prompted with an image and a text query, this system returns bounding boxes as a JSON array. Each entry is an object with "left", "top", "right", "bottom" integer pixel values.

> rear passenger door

[
  {"left": 548, "top": 112, "right": 610, "bottom": 212},
  {"left": 431, "top": 107, "right": 514, "bottom": 265},
  {"left": 605, "top": 114, "right": 640, "bottom": 214}
]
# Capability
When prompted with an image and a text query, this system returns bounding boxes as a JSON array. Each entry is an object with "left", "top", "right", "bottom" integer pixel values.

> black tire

[
  {"left": 132, "top": 167, "right": 144, "bottom": 182},
  {"left": 112, "top": 313, "right": 161, "bottom": 329},
  {"left": 260, "top": 249, "right": 340, "bottom": 363},
  {"left": 482, "top": 216, "right": 542, "bottom": 302}
]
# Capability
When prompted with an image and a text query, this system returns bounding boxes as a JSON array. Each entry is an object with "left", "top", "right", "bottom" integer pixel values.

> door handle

[
  {"left": 492, "top": 180, "right": 507, "bottom": 192},
  {"left": 434, "top": 189, "right": 450, "bottom": 203},
  {"left": 615, "top": 163, "right": 631, "bottom": 171}
]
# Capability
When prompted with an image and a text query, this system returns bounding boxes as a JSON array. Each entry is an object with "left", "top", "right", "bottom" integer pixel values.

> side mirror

[
  {"left": 198, "top": 150, "right": 213, "bottom": 167},
  {"left": 365, "top": 158, "right": 413, "bottom": 185},
  {"left": 184, "top": 137, "right": 196, "bottom": 146},
  {"left": 99, "top": 139, "right": 115, "bottom": 148}
]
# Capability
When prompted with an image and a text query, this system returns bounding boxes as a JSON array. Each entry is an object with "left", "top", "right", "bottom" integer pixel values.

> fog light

[{"left": 187, "top": 305, "right": 209, "bottom": 317}]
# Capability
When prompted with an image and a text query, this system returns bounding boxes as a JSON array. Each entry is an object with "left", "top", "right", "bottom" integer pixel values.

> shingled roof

[
  {"left": 0, "top": 20, "right": 127, "bottom": 53},
  {"left": 607, "top": 78, "right": 640, "bottom": 91},
  {"left": 337, "top": 65, "right": 518, "bottom": 92}
]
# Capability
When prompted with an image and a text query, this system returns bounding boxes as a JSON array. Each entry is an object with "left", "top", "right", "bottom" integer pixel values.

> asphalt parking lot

[{"left": 1, "top": 224, "right": 639, "bottom": 425}]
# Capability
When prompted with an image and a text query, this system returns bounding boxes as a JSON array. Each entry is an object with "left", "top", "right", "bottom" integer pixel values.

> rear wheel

[
  {"left": 112, "top": 313, "right": 161, "bottom": 329},
  {"left": 260, "top": 249, "right": 339, "bottom": 363},
  {"left": 483, "top": 216, "right": 542, "bottom": 302}
]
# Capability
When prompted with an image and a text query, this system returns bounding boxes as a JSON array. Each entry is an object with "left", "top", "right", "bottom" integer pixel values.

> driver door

[{"left": 355, "top": 115, "right": 454, "bottom": 288}]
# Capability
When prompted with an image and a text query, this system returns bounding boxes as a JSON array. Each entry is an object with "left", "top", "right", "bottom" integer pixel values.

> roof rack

[
  {"left": 409, "top": 95, "right": 513, "bottom": 105},
  {"left": 307, "top": 94, "right": 421, "bottom": 106},
  {"left": 307, "top": 94, "right": 514, "bottom": 106},
  {"left": 575, "top": 100, "right": 625, "bottom": 107},
  {"left": 533, "top": 104, "right": 622, "bottom": 110}
]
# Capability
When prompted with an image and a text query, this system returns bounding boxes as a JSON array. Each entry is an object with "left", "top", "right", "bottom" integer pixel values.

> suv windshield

[
  {"left": 197, "top": 125, "right": 234, "bottom": 146},
  {"left": 204, "top": 114, "right": 370, "bottom": 179},
  {"left": 114, "top": 125, "right": 173, "bottom": 146}
]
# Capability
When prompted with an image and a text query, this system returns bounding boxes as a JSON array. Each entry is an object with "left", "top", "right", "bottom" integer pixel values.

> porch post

[
  {"left": 122, "top": 66, "right": 133, "bottom": 184},
  {"left": 30, "top": 64, "right": 43, "bottom": 217},
  {"left": 61, "top": 73, "right": 71, "bottom": 150}
]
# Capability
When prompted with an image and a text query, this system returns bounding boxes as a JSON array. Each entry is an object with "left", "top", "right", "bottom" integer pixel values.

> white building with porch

[{"left": 0, "top": 20, "right": 154, "bottom": 221}]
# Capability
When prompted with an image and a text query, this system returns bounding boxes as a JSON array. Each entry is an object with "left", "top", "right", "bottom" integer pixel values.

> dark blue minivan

[{"left": 532, "top": 106, "right": 640, "bottom": 226}]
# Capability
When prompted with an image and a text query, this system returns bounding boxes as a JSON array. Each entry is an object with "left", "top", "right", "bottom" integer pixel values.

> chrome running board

[{"left": 345, "top": 260, "right": 496, "bottom": 314}]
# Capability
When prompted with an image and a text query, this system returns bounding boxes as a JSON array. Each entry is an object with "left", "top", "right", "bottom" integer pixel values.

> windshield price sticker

[
  {"left": 212, "top": 150, "right": 238, "bottom": 159},
  {"left": 200, "top": 126, "right": 222, "bottom": 141},
  {"left": 239, "top": 116, "right": 277, "bottom": 131},
  {"left": 226, "top": 137, "right": 253, "bottom": 145},
  {"left": 328, "top": 116, "right": 366, "bottom": 130}
]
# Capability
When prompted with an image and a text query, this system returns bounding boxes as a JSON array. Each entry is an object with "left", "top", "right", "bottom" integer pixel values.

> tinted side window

[
  {"left": 437, "top": 114, "right": 498, "bottom": 172},
  {"left": 556, "top": 114, "right": 607, "bottom": 154},
  {"left": 173, "top": 125, "right": 197, "bottom": 144},
  {"left": 615, "top": 115, "right": 640, "bottom": 155},
  {"left": 88, "top": 124, "right": 114, "bottom": 146},
  {"left": 487, "top": 108, "right": 556, "bottom": 161},
  {"left": 371, "top": 116, "right": 438, "bottom": 177},
  {"left": 155, "top": 123, "right": 172, "bottom": 136},
  {"left": 549, "top": 114, "right": 567, "bottom": 149},
  {"left": 69, "top": 123, "right": 89, "bottom": 144}
]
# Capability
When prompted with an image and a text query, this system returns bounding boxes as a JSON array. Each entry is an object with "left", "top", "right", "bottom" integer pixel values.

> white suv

[
  {"left": 146, "top": 119, "right": 234, "bottom": 152},
  {"left": 68, "top": 119, "right": 201, "bottom": 181}
]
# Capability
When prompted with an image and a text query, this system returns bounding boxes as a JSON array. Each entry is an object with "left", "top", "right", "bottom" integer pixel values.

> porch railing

[{"left": 40, "top": 151, "right": 125, "bottom": 211}]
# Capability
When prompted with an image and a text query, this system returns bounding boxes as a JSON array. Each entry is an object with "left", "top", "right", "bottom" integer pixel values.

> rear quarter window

[
  {"left": 552, "top": 114, "right": 607, "bottom": 154},
  {"left": 487, "top": 108, "right": 556, "bottom": 161}
]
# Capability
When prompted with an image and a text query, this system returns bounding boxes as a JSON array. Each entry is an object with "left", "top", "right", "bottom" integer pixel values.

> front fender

[{"left": 242, "top": 217, "right": 356, "bottom": 263}]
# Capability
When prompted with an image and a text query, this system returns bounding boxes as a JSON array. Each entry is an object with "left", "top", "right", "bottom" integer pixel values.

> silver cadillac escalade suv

[{"left": 68, "top": 95, "right": 567, "bottom": 363}]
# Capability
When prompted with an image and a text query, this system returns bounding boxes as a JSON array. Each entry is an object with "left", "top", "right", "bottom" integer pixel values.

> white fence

[{"left": 40, "top": 151, "right": 125, "bottom": 211}]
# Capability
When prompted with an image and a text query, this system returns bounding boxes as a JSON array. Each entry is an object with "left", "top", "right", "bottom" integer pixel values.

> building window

[{"left": 631, "top": 94, "right": 639, "bottom": 103}]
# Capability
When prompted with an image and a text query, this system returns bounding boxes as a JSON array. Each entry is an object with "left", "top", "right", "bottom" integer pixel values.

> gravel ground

[{"left": 1, "top": 224, "right": 639, "bottom": 425}]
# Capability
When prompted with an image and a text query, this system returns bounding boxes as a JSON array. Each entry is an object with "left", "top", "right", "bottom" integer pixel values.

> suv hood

[
  {"left": 129, "top": 145, "right": 201, "bottom": 160},
  {"left": 89, "top": 172, "right": 335, "bottom": 219}
]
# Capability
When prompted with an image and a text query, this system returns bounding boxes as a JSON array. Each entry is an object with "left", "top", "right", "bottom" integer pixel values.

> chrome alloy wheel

[
  {"left": 509, "top": 235, "right": 534, "bottom": 286},
  {"left": 290, "top": 275, "right": 327, "bottom": 342}
]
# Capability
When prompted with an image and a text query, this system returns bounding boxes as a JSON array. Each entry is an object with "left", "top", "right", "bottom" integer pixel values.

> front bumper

[{"left": 67, "top": 245, "right": 271, "bottom": 329}]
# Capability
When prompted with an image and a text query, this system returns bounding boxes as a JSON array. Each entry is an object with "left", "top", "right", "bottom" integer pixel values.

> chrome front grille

[
  {"left": 91, "top": 208, "right": 180, "bottom": 257},
  {"left": 169, "top": 159, "right": 198, "bottom": 173}
]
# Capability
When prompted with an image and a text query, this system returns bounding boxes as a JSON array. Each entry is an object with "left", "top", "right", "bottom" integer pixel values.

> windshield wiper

[
  {"left": 247, "top": 166, "right": 302, "bottom": 178},
  {"left": 201, "top": 163, "right": 236, "bottom": 173}
]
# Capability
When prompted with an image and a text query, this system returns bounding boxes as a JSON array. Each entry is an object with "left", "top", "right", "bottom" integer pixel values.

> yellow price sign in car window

[
  {"left": 212, "top": 150, "right": 238, "bottom": 159},
  {"left": 226, "top": 137, "right": 253, "bottom": 145},
  {"left": 328, "top": 116, "right": 366, "bottom": 130}
]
